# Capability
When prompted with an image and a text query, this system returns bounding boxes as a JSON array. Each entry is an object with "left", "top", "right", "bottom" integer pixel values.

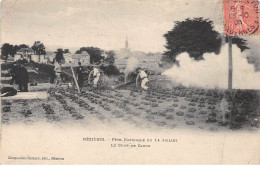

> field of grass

[{"left": 1, "top": 79, "right": 260, "bottom": 131}]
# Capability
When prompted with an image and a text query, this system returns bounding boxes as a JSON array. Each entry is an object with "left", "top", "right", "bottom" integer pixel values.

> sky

[{"left": 0, "top": 0, "right": 227, "bottom": 53}]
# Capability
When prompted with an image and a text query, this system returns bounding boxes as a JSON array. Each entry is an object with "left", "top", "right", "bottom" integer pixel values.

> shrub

[{"left": 100, "top": 64, "right": 120, "bottom": 76}]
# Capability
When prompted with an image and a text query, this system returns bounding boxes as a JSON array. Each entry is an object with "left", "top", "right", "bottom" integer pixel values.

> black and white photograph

[{"left": 0, "top": 0, "right": 260, "bottom": 164}]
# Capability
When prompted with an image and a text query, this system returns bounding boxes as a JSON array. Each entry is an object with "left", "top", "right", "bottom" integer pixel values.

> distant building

[
  {"left": 16, "top": 48, "right": 34, "bottom": 55},
  {"left": 14, "top": 48, "right": 34, "bottom": 61},
  {"left": 125, "top": 36, "right": 129, "bottom": 49},
  {"left": 138, "top": 52, "right": 162, "bottom": 68},
  {"left": 45, "top": 51, "right": 56, "bottom": 63},
  {"left": 114, "top": 37, "right": 131, "bottom": 71},
  {"left": 14, "top": 48, "right": 50, "bottom": 63},
  {"left": 114, "top": 58, "right": 128, "bottom": 72},
  {"left": 114, "top": 37, "right": 162, "bottom": 72},
  {"left": 30, "top": 54, "right": 46, "bottom": 63},
  {"left": 63, "top": 51, "right": 90, "bottom": 66},
  {"left": 115, "top": 37, "right": 132, "bottom": 59}
]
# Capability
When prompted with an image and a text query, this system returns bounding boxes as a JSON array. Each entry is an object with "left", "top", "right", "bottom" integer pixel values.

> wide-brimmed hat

[{"left": 136, "top": 67, "right": 141, "bottom": 72}]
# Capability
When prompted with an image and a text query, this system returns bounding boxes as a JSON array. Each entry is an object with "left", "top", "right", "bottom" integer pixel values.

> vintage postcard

[{"left": 0, "top": 0, "right": 260, "bottom": 164}]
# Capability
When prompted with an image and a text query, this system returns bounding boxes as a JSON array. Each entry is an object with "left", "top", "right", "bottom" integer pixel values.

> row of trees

[
  {"left": 1, "top": 41, "right": 46, "bottom": 60},
  {"left": 1, "top": 44, "right": 29, "bottom": 58},
  {"left": 31, "top": 41, "right": 46, "bottom": 55},
  {"left": 162, "top": 17, "right": 249, "bottom": 63},
  {"left": 1, "top": 41, "right": 115, "bottom": 66}
]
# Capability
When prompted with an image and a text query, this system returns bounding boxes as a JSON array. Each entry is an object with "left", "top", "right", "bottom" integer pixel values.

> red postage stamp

[{"left": 223, "top": 0, "right": 259, "bottom": 35}]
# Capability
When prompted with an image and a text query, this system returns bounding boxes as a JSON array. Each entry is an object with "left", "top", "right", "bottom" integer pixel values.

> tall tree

[
  {"left": 163, "top": 18, "right": 222, "bottom": 62},
  {"left": 75, "top": 47, "right": 104, "bottom": 64},
  {"left": 55, "top": 48, "right": 64, "bottom": 63},
  {"left": 32, "top": 41, "right": 46, "bottom": 55},
  {"left": 64, "top": 49, "right": 70, "bottom": 53},
  {"left": 12, "top": 45, "right": 20, "bottom": 56},
  {"left": 163, "top": 18, "right": 249, "bottom": 63},
  {"left": 103, "top": 50, "right": 115, "bottom": 64},
  {"left": 1, "top": 43, "right": 13, "bottom": 59}
]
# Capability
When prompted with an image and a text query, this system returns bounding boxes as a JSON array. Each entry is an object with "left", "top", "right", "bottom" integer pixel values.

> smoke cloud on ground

[
  {"left": 121, "top": 57, "right": 139, "bottom": 82},
  {"left": 124, "top": 56, "right": 139, "bottom": 74},
  {"left": 162, "top": 44, "right": 260, "bottom": 89}
]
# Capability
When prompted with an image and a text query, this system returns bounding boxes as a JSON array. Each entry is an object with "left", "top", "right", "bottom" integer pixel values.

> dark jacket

[
  {"left": 76, "top": 66, "right": 84, "bottom": 79},
  {"left": 15, "top": 66, "right": 29, "bottom": 84},
  {"left": 10, "top": 65, "right": 18, "bottom": 76},
  {"left": 1, "top": 87, "right": 17, "bottom": 97},
  {"left": 10, "top": 65, "right": 18, "bottom": 84}
]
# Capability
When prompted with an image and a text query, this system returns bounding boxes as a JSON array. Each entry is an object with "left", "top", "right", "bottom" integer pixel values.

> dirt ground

[{"left": 1, "top": 80, "right": 260, "bottom": 132}]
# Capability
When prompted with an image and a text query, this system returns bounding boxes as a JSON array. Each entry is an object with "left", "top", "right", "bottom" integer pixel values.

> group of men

[
  {"left": 10, "top": 62, "right": 29, "bottom": 92},
  {"left": 53, "top": 61, "right": 149, "bottom": 91},
  {"left": 9, "top": 61, "right": 149, "bottom": 94},
  {"left": 54, "top": 61, "right": 101, "bottom": 90}
]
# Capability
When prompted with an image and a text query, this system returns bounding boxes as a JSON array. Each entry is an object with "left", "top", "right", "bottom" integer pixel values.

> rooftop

[
  {"left": 81, "top": 51, "right": 90, "bottom": 56},
  {"left": 17, "top": 48, "right": 34, "bottom": 53}
]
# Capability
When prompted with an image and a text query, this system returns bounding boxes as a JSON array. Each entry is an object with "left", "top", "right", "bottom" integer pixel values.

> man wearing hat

[
  {"left": 90, "top": 66, "right": 101, "bottom": 88},
  {"left": 15, "top": 63, "right": 29, "bottom": 92},
  {"left": 76, "top": 61, "right": 84, "bottom": 90},
  {"left": 54, "top": 62, "right": 62, "bottom": 87},
  {"left": 136, "top": 67, "right": 149, "bottom": 91},
  {"left": 10, "top": 63, "right": 17, "bottom": 85}
]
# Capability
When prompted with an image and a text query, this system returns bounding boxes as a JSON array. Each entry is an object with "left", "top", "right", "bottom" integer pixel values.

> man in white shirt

[
  {"left": 136, "top": 67, "right": 149, "bottom": 90},
  {"left": 54, "top": 62, "right": 62, "bottom": 87},
  {"left": 92, "top": 67, "right": 100, "bottom": 87}
]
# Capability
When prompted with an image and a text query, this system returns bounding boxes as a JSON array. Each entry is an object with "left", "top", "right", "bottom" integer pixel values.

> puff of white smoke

[
  {"left": 244, "top": 37, "right": 260, "bottom": 71},
  {"left": 124, "top": 56, "right": 139, "bottom": 74},
  {"left": 162, "top": 43, "right": 260, "bottom": 90}
]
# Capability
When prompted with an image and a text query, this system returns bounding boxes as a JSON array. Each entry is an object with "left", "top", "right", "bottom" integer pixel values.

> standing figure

[
  {"left": 50, "top": 67, "right": 56, "bottom": 84},
  {"left": 15, "top": 63, "right": 29, "bottom": 92},
  {"left": 218, "top": 93, "right": 230, "bottom": 126},
  {"left": 54, "top": 62, "right": 62, "bottom": 87},
  {"left": 91, "top": 66, "right": 100, "bottom": 88},
  {"left": 76, "top": 62, "right": 84, "bottom": 90},
  {"left": 136, "top": 67, "right": 149, "bottom": 91},
  {"left": 10, "top": 63, "right": 17, "bottom": 85}
]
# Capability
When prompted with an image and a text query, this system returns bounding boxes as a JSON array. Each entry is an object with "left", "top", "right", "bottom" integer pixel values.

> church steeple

[{"left": 125, "top": 36, "right": 128, "bottom": 49}]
